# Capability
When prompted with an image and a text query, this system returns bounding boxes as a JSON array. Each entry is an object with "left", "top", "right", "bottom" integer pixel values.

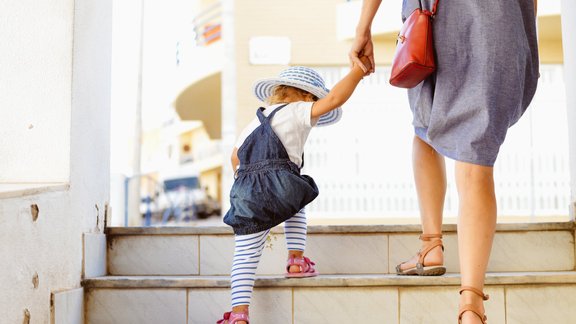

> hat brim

[{"left": 253, "top": 78, "right": 342, "bottom": 127}]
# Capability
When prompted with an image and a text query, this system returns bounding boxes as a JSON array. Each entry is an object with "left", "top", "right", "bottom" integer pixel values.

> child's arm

[
  {"left": 311, "top": 57, "right": 371, "bottom": 118},
  {"left": 231, "top": 148, "right": 240, "bottom": 172}
]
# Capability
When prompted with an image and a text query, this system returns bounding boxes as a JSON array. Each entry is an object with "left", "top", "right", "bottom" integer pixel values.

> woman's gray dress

[{"left": 403, "top": 0, "right": 539, "bottom": 166}]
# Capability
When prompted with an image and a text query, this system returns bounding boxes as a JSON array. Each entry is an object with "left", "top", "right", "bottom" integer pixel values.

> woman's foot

[
  {"left": 458, "top": 287, "right": 489, "bottom": 324},
  {"left": 396, "top": 234, "right": 445, "bottom": 276}
]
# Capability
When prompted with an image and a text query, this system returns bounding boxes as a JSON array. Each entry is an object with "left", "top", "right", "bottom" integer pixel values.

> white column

[
  {"left": 127, "top": 0, "right": 145, "bottom": 226},
  {"left": 220, "top": 0, "right": 236, "bottom": 213},
  {"left": 561, "top": 0, "right": 576, "bottom": 219}
]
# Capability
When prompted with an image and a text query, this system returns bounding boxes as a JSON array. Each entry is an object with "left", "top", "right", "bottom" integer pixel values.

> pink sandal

[
  {"left": 216, "top": 311, "right": 249, "bottom": 324},
  {"left": 285, "top": 256, "right": 318, "bottom": 278}
]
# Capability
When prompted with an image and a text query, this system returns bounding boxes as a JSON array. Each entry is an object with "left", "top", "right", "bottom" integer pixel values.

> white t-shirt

[{"left": 235, "top": 102, "right": 318, "bottom": 167}]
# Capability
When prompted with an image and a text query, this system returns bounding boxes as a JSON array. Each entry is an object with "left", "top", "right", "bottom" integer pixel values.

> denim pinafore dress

[{"left": 224, "top": 104, "right": 319, "bottom": 235}]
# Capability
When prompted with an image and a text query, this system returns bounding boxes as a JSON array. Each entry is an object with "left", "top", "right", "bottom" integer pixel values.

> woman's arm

[
  {"left": 311, "top": 57, "right": 371, "bottom": 118},
  {"left": 349, "top": 0, "right": 382, "bottom": 73}
]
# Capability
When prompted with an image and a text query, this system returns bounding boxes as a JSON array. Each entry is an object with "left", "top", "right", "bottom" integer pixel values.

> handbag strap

[{"left": 419, "top": 0, "right": 439, "bottom": 16}]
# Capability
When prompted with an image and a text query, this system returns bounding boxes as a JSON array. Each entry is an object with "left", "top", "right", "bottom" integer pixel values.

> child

[{"left": 217, "top": 58, "right": 371, "bottom": 324}]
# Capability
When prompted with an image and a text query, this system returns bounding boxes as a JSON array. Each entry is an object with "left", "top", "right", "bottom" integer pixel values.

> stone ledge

[
  {"left": 0, "top": 182, "right": 69, "bottom": 199},
  {"left": 106, "top": 221, "right": 575, "bottom": 236},
  {"left": 83, "top": 271, "right": 576, "bottom": 289}
]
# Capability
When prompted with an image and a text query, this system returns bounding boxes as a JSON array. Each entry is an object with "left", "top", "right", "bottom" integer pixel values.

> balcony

[{"left": 173, "top": 1, "right": 223, "bottom": 139}]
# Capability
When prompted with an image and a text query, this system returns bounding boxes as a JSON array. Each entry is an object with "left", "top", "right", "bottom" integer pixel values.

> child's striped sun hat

[{"left": 253, "top": 66, "right": 342, "bottom": 127}]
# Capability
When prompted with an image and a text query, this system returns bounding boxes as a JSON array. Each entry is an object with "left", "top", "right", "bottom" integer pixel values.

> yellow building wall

[
  {"left": 233, "top": 0, "right": 397, "bottom": 133},
  {"left": 538, "top": 15, "right": 564, "bottom": 64},
  {"left": 179, "top": 125, "right": 222, "bottom": 201},
  {"left": 200, "top": 168, "right": 222, "bottom": 201},
  {"left": 179, "top": 126, "right": 212, "bottom": 158}
]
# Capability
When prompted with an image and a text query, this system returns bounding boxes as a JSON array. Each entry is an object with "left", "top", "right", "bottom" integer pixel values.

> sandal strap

[
  {"left": 396, "top": 234, "right": 445, "bottom": 273},
  {"left": 286, "top": 256, "right": 315, "bottom": 273},
  {"left": 419, "top": 233, "right": 443, "bottom": 241},
  {"left": 458, "top": 304, "right": 487, "bottom": 324},
  {"left": 460, "top": 286, "right": 489, "bottom": 300},
  {"left": 217, "top": 312, "right": 231, "bottom": 324},
  {"left": 230, "top": 313, "right": 249, "bottom": 324},
  {"left": 218, "top": 311, "right": 250, "bottom": 324},
  {"left": 417, "top": 239, "right": 444, "bottom": 264}
]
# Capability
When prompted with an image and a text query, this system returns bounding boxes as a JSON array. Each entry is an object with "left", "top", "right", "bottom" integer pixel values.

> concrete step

[
  {"left": 84, "top": 271, "right": 576, "bottom": 323},
  {"left": 106, "top": 222, "right": 576, "bottom": 276}
]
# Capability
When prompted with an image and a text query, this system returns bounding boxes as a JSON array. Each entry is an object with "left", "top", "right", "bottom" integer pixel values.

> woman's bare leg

[
  {"left": 455, "top": 161, "right": 497, "bottom": 324},
  {"left": 399, "top": 136, "right": 446, "bottom": 271}
]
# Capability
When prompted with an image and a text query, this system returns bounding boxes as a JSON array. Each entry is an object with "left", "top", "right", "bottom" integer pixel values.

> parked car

[{"left": 140, "top": 175, "right": 221, "bottom": 224}]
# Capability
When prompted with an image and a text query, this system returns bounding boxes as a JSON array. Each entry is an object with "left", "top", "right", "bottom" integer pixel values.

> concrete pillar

[
  {"left": 220, "top": 0, "right": 237, "bottom": 213},
  {"left": 561, "top": 0, "right": 576, "bottom": 219}
]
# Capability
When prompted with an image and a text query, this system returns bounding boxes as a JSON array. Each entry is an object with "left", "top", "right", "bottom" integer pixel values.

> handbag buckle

[{"left": 422, "top": 9, "right": 436, "bottom": 19}]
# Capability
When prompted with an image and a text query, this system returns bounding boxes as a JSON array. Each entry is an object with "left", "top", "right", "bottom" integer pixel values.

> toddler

[{"left": 218, "top": 58, "right": 370, "bottom": 324}]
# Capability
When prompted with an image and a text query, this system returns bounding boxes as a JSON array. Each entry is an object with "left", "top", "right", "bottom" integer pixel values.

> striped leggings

[{"left": 230, "top": 209, "right": 307, "bottom": 307}]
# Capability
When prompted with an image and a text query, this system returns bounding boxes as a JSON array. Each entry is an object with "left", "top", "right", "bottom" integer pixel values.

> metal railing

[{"left": 304, "top": 65, "right": 571, "bottom": 219}]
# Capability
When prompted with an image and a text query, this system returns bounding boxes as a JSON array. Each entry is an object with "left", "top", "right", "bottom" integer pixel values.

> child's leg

[
  {"left": 230, "top": 229, "right": 270, "bottom": 313},
  {"left": 284, "top": 209, "right": 307, "bottom": 272}
]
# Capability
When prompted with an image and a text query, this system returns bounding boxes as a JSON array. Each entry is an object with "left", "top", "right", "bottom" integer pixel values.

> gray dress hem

[{"left": 415, "top": 127, "right": 497, "bottom": 167}]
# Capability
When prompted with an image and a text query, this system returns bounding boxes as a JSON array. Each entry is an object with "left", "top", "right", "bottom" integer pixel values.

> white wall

[
  {"left": 561, "top": 0, "right": 576, "bottom": 217},
  {"left": 0, "top": 0, "right": 112, "bottom": 322},
  {"left": 0, "top": 1, "right": 72, "bottom": 183}
]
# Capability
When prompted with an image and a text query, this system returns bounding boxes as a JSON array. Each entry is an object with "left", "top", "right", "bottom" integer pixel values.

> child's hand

[
  {"left": 354, "top": 56, "right": 373, "bottom": 75},
  {"left": 312, "top": 54, "right": 371, "bottom": 117}
]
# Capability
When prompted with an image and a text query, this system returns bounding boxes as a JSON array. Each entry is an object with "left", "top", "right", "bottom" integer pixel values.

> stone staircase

[{"left": 83, "top": 222, "right": 576, "bottom": 323}]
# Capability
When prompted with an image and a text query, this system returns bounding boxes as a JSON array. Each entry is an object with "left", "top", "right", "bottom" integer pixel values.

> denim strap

[{"left": 256, "top": 103, "right": 289, "bottom": 123}]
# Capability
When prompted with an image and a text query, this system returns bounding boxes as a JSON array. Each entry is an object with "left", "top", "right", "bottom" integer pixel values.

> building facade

[{"left": 174, "top": 0, "right": 574, "bottom": 222}]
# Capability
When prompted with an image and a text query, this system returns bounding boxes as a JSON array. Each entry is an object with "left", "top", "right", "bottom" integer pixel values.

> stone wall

[{"left": 0, "top": 0, "right": 112, "bottom": 322}]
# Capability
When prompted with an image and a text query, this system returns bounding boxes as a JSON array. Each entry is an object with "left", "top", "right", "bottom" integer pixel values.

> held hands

[
  {"left": 353, "top": 56, "right": 373, "bottom": 75},
  {"left": 349, "top": 31, "right": 375, "bottom": 75}
]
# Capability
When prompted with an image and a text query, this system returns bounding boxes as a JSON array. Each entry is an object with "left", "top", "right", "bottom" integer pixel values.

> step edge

[
  {"left": 105, "top": 221, "right": 575, "bottom": 236},
  {"left": 82, "top": 271, "right": 576, "bottom": 289}
]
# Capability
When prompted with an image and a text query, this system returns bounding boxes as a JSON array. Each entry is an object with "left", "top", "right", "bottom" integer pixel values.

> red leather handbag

[{"left": 389, "top": 0, "right": 439, "bottom": 88}]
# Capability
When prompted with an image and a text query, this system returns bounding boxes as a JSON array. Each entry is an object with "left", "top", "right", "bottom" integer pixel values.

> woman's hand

[
  {"left": 349, "top": 31, "right": 375, "bottom": 75},
  {"left": 349, "top": 0, "right": 381, "bottom": 75}
]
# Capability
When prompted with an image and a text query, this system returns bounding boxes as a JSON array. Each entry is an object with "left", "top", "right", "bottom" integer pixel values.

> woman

[{"left": 350, "top": 0, "right": 539, "bottom": 323}]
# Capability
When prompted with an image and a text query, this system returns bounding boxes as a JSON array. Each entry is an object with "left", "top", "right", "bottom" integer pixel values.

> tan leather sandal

[
  {"left": 396, "top": 234, "right": 446, "bottom": 276},
  {"left": 458, "top": 286, "right": 489, "bottom": 324}
]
